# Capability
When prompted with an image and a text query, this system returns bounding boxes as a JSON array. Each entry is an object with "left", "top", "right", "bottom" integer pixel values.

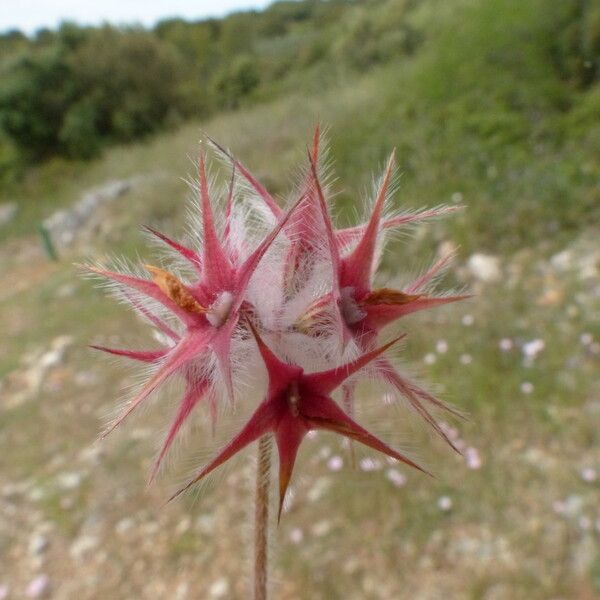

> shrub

[{"left": 213, "top": 55, "right": 260, "bottom": 109}]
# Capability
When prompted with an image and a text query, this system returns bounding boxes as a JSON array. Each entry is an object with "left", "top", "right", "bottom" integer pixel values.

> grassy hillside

[
  {"left": 2, "top": 0, "right": 598, "bottom": 251},
  {"left": 0, "top": 0, "right": 599, "bottom": 598}
]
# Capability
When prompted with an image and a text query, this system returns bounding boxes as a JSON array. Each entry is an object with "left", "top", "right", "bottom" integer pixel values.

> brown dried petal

[
  {"left": 144, "top": 265, "right": 206, "bottom": 315},
  {"left": 361, "top": 288, "right": 421, "bottom": 306}
]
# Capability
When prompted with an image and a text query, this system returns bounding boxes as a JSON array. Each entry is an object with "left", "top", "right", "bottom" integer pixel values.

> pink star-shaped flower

[
  {"left": 85, "top": 154, "right": 299, "bottom": 447},
  {"left": 171, "top": 321, "right": 428, "bottom": 519}
]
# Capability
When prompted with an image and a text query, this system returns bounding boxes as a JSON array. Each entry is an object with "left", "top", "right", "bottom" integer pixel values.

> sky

[{"left": 1, "top": 0, "right": 275, "bottom": 35}]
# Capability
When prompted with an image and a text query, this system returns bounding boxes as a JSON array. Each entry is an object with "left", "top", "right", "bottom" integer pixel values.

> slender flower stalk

[
  {"left": 254, "top": 435, "right": 271, "bottom": 600},
  {"left": 85, "top": 129, "right": 468, "bottom": 598}
]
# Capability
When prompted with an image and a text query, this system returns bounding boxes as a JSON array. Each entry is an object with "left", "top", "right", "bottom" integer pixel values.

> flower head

[
  {"left": 170, "top": 321, "right": 427, "bottom": 520},
  {"left": 85, "top": 153, "right": 299, "bottom": 477},
  {"left": 85, "top": 129, "right": 468, "bottom": 511},
  {"left": 216, "top": 129, "right": 469, "bottom": 450}
]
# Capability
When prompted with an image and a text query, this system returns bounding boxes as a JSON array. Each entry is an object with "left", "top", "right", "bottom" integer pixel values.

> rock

[
  {"left": 176, "top": 517, "right": 191, "bottom": 535},
  {"left": 74, "top": 370, "right": 99, "bottom": 387},
  {"left": 311, "top": 520, "right": 332, "bottom": 537},
  {"left": 28, "top": 486, "right": 47, "bottom": 502},
  {"left": 26, "top": 574, "right": 50, "bottom": 598},
  {"left": 56, "top": 471, "right": 85, "bottom": 491},
  {"left": 0, "top": 202, "right": 17, "bottom": 227},
  {"left": 5, "top": 335, "right": 74, "bottom": 407},
  {"left": 70, "top": 534, "right": 99, "bottom": 561},
  {"left": 29, "top": 533, "right": 49, "bottom": 556},
  {"left": 2, "top": 480, "right": 29, "bottom": 499},
  {"left": 550, "top": 236, "right": 600, "bottom": 280},
  {"left": 195, "top": 514, "right": 215, "bottom": 535},
  {"left": 438, "top": 496, "right": 453, "bottom": 512},
  {"left": 550, "top": 249, "right": 573, "bottom": 272},
  {"left": 55, "top": 283, "right": 76, "bottom": 299},
  {"left": 44, "top": 181, "right": 131, "bottom": 246},
  {"left": 306, "top": 476, "right": 331, "bottom": 502},
  {"left": 209, "top": 578, "right": 229, "bottom": 599},
  {"left": 115, "top": 518, "right": 135, "bottom": 536},
  {"left": 141, "top": 521, "right": 160, "bottom": 536},
  {"left": 78, "top": 444, "right": 104, "bottom": 465},
  {"left": 523, "top": 447, "right": 554, "bottom": 470},
  {"left": 42, "top": 176, "right": 154, "bottom": 250},
  {"left": 467, "top": 253, "right": 501, "bottom": 282}
]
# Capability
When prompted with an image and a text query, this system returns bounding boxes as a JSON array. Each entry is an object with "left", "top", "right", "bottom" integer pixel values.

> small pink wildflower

[
  {"left": 438, "top": 496, "right": 453, "bottom": 511},
  {"left": 522, "top": 338, "right": 545, "bottom": 361},
  {"left": 578, "top": 515, "right": 592, "bottom": 531},
  {"left": 520, "top": 381, "right": 534, "bottom": 394},
  {"left": 580, "top": 467, "right": 597, "bottom": 483},
  {"left": 327, "top": 456, "right": 344, "bottom": 471},
  {"left": 26, "top": 575, "right": 49, "bottom": 598},
  {"left": 385, "top": 468, "right": 407, "bottom": 488},
  {"left": 289, "top": 528, "right": 304, "bottom": 544},
  {"left": 424, "top": 353, "right": 437, "bottom": 365},
  {"left": 464, "top": 446, "right": 482, "bottom": 470}
]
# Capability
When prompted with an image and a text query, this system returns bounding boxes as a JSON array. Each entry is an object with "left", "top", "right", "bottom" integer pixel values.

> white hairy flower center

[
  {"left": 207, "top": 291, "right": 234, "bottom": 327},
  {"left": 340, "top": 287, "right": 366, "bottom": 325}
]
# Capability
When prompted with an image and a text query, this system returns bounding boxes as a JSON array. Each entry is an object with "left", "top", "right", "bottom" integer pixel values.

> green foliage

[
  {"left": 258, "top": 0, "right": 318, "bottom": 36},
  {"left": 333, "top": 1, "right": 420, "bottom": 70},
  {"left": 0, "top": 0, "right": 599, "bottom": 210},
  {"left": 213, "top": 54, "right": 260, "bottom": 109},
  {"left": 58, "top": 99, "right": 101, "bottom": 159},
  {"left": 552, "top": 0, "right": 600, "bottom": 87},
  {"left": 66, "top": 27, "right": 187, "bottom": 143},
  {"left": 0, "top": 25, "right": 189, "bottom": 160},
  {"left": 0, "top": 45, "right": 74, "bottom": 159},
  {"left": 0, "top": 134, "right": 22, "bottom": 185}
]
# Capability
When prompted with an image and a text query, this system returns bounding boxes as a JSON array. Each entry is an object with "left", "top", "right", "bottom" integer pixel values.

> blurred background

[{"left": 0, "top": 0, "right": 599, "bottom": 598}]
